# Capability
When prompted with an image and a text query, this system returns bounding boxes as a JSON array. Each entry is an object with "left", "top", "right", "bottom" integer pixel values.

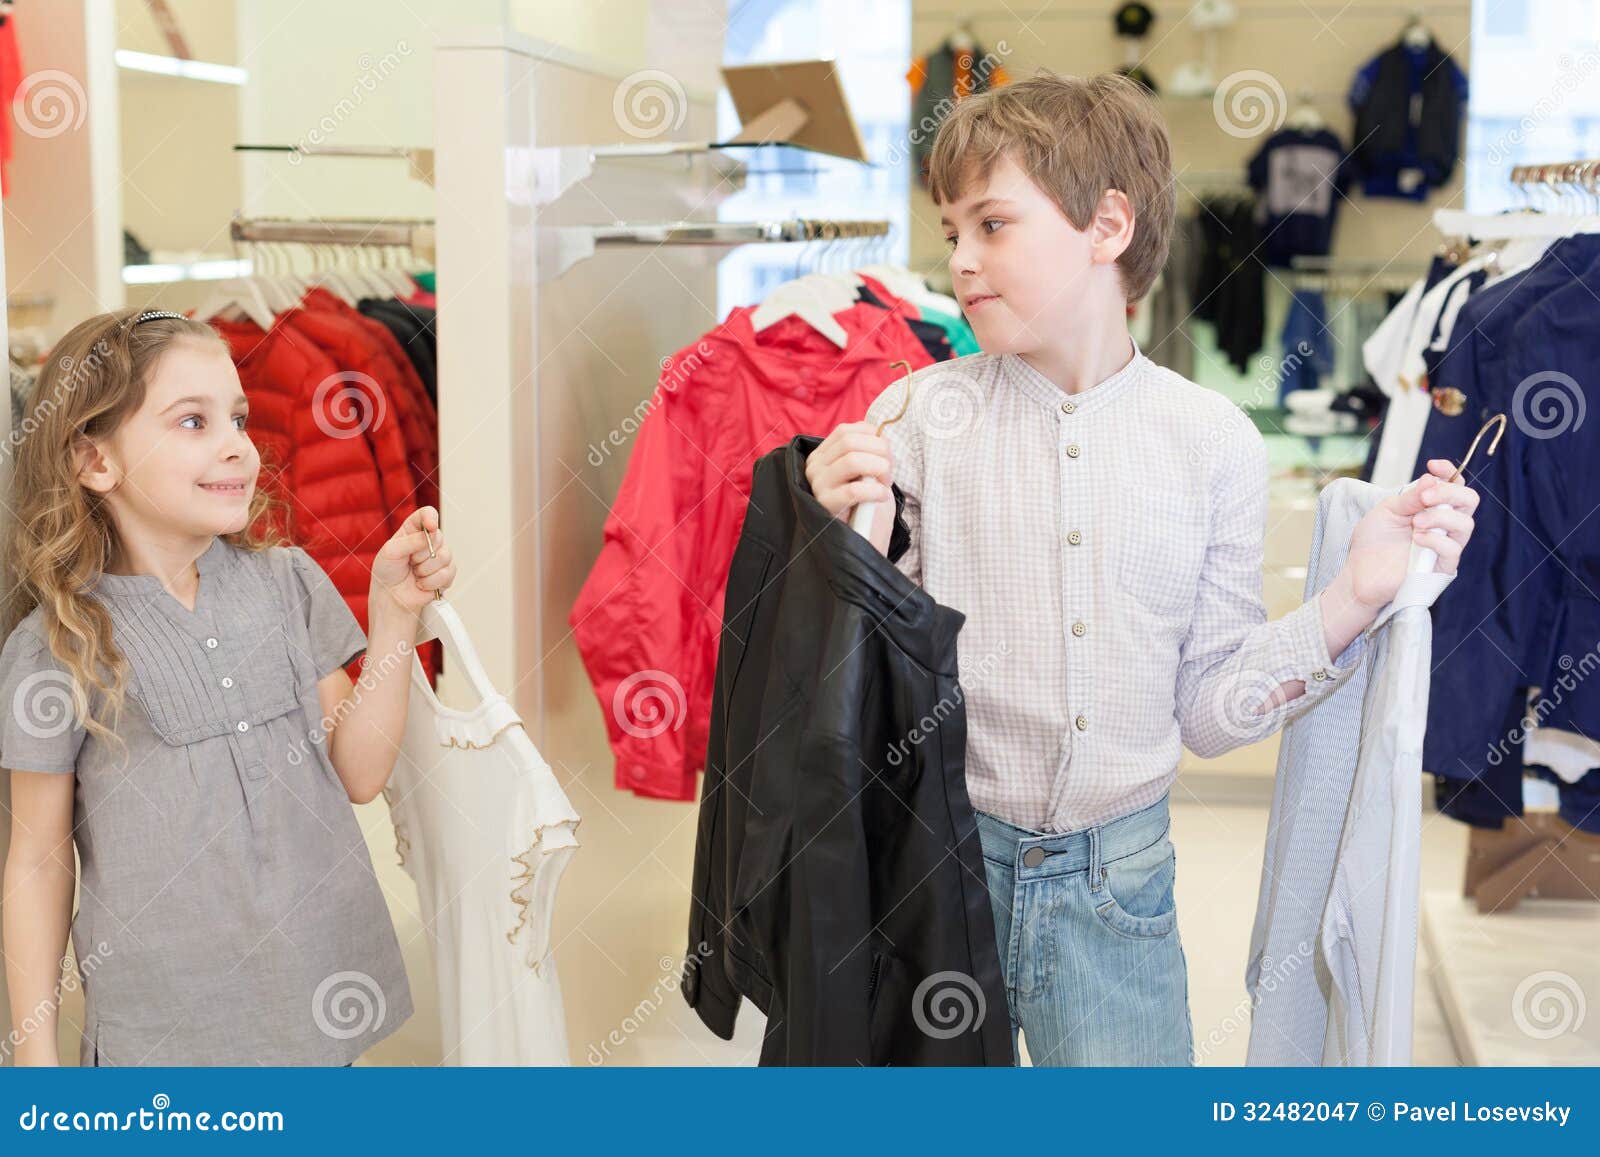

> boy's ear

[
  {"left": 73, "top": 433, "right": 119, "bottom": 496},
  {"left": 1091, "top": 188, "right": 1136, "bottom": 264}
]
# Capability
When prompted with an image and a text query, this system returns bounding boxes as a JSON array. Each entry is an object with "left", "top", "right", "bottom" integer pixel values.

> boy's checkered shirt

[{"left": 864, "top": 339, "right": 1364, "bottom": 833}]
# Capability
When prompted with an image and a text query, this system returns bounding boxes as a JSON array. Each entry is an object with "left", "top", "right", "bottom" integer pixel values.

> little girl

[{"left": 0, "top": 308, "right": 454, "bottom": 1066}]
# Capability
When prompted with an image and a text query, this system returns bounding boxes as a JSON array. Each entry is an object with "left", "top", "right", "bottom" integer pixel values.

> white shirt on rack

[{"left": 1369, "top": 237, "right": 1554, "bottom": 487}]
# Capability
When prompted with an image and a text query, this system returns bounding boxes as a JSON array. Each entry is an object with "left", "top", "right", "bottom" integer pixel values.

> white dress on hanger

[{"left": 386, "top": 598, "right": 581, "bottom": 1065}]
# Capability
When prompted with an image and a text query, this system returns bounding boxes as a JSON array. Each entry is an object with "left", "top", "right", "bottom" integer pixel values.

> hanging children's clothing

[
  {"left": 0, "top": 539, "right": 417, "bottom": 1066},
  {"left": 1279, "top": 290, "right": 1333, "bottom": 402},
  {"left": 209, "top": 295, "right": 443, "bottom": 686},
  {"left": 387, "top": 598, "right": 580, "bottom": 1065},
  {"left": 1345, "top": 35, "right": 1468, "bottom": 200},
  {"left": 1247, "top": 127, "right": 1348, "bottom": 268},
  {"left": 1191, "top": 194, "right": 1265, "bottom": 373},
  {"left": 1417, "top": 231, "right": 1600, "bottom": 835},
  {"left": 683, "top": 436, "right": 1011, "bottom": 1066},
  {"left": 570, "top": 277, "right": 935, "bottom": 802},
  {"left": 1247, "top": 478, "right": 1454, "bottom": 1066},
  {"left": 906, "top": 37, "right": 1011, "bottom": 189}
]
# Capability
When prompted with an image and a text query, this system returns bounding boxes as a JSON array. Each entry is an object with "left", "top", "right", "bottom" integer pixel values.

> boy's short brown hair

[{"left": 927, "top": 71, "right": 1176, "bottom": 303}]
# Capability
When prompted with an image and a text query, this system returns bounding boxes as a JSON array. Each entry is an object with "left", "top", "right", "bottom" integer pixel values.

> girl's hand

[
  {"left": 370, "top": 506, "right": 455, "bottom": 619},
  {"left": 1344, "top": 459, "right": 1480, "bottom": 610}
]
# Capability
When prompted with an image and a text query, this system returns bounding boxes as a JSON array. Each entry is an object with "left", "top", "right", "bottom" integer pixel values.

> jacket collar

[{"left": 782, "top": 436, "right": 963, "bottom": 676}]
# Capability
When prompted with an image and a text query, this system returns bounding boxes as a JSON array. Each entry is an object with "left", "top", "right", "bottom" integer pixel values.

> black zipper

[{"left": 867, "top": 953, "right": 884, "bottom": 1003}]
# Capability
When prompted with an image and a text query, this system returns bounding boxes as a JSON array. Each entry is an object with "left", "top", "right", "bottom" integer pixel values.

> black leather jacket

[{"left": 682, "top": 435, "right": 1011, "bottom": 1065}]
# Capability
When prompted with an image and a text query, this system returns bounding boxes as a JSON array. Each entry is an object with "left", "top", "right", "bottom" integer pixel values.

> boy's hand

[
  {"left": 806, "top": 421, "right": 894, "bottom": 518},
  {"left": 1344, "top": 460, "right": 1479, "bottom": 609},
  {"left": 370, "top": 505, "right": 455, "bottom": 620}
]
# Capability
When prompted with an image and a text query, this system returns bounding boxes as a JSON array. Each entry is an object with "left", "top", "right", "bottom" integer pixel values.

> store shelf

[{"left": 115, "top": 50, "right": 247, "bottom": 86}]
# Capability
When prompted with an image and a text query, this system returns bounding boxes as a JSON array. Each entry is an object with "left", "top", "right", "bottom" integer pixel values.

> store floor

[{"left": 607, "top": 795, "right": 1471, "bottom": 1067}]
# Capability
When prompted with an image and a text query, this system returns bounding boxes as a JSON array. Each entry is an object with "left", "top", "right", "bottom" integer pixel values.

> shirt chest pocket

[
  {"left": 123, "top": 622, "right": 301, "bottom": 759},
  {"left": 1113, "top": 487, "right": 1207, "bottom": 627}
]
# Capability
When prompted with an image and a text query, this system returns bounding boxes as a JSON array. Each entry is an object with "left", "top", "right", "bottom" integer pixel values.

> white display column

[{"left": 2, "top": 0, "right": 124, "bottom": 331}]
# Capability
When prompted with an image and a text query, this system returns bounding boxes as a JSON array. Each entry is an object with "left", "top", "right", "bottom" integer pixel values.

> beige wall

[{"left": 907, "top": 0, "right": 1472, "bottom": 274}]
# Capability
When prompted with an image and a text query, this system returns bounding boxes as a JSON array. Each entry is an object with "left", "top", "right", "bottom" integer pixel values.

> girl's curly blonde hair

[{"left": 2, "top": 308, "right": 289, "bottom": 763}]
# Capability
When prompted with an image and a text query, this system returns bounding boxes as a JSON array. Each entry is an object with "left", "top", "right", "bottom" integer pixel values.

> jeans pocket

[{"left": 1093, "top": 835, "right": 1178, "bottom": 940}]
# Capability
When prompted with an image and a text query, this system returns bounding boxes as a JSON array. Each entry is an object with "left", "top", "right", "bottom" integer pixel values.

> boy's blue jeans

[{"left": 976, "top": 793, "right": 1194, "bottom": 1066}]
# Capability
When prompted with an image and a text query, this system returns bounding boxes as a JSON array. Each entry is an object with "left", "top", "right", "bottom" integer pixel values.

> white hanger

[
  {"left": 194, "top": 277, "right": 276, "bottom": 331},
  {"left": 1286, "top": 94, "right": 1325, "bottom": 132},
  {"left": 948, "top": 23, "right": 975, "bottom": 52},
  {"left": 1401, "top": 13, "right": 1432, "bottom": 50},
  {"left": 854, "top": 263, "right": 963, "bottom": 317},
  {"left": 750, "top": 273, "right": 856, "bottom": 347}
]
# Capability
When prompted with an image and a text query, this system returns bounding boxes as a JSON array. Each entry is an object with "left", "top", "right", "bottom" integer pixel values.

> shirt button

[
  {"left": 1311, "top": 669, "right": 1329, "bottom": 681},
  {"left": 1075, "top": 714, "right": 1088, "bottom": 731},
  {"left": 1061, "top": 400, "right": 1076, "bottom": 415},
  {"left": 1022, "top": 847, "right": 1047, "bottom": 868},
  {"left": 206, "top": 637, "right": 219, "bottom": 649},
  {"left": 221, "top": 677, "right": 234, "bottom": 688},
  {"left": 1072, "top": 620, "right": 1087, "bottom": 637},
  {"left": 1066, "top": 444, "right": 1081, "bottom": 459},
  {"left": 236, "top": 720, "right": 250, "bottom": 733},
  {"left": 1067, "top": 530, "right": 1082, "bottom": 545}
]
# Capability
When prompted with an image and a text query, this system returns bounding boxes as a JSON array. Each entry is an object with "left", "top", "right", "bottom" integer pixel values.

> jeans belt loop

[{"left": 1088, "top": 825, "right": 1104, "bottom": 893}]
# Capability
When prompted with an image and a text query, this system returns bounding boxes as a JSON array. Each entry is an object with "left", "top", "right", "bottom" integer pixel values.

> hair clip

[{"left": 131, "top": 310, "right": 189, "bottom": 325}]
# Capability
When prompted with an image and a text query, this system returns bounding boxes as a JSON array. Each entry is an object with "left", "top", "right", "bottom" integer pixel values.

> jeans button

[{"left": 1022, "top": 847, "right": 1046, "bottom": 868}]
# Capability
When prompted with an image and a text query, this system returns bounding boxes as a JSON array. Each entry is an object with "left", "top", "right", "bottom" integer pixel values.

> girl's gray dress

[{"left": 0, "top": 537, "right": 414, "bottom": 1065}]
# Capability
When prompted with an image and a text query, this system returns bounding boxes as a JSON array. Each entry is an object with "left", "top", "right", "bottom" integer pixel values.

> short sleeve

[
  {"left": 286, "top": 547, "right": 369, "bottom": 679},
  {"left": 0, "top": 624, "right": 87, "bottom": 774}
]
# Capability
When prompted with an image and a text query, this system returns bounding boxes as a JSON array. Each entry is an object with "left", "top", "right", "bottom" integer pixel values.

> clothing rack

[
  {"left": 539, "top": 217, "right": 890, "bottom": 281},
  {"left": 1434, "top": 158, "right": 1600, "bottom": 239},
  {"left": 229, "top": 215, "right": 437, "bottom": 255}
]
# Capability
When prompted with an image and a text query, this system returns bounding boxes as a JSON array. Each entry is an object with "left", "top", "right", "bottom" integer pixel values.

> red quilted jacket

[
  {"left": 212, "top": 309, "right": 440, "bottom": 683},
  {"left": 301, "top": 288, "right": 440, "bottom": 512},
  {"left": 570, "top": 291, "right": 936, "bottom": 800}
]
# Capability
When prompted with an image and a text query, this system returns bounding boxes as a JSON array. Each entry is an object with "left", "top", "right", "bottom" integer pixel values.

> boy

[{"left": 805, "top": 72, "right": 1478, "bottom": 1065}]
